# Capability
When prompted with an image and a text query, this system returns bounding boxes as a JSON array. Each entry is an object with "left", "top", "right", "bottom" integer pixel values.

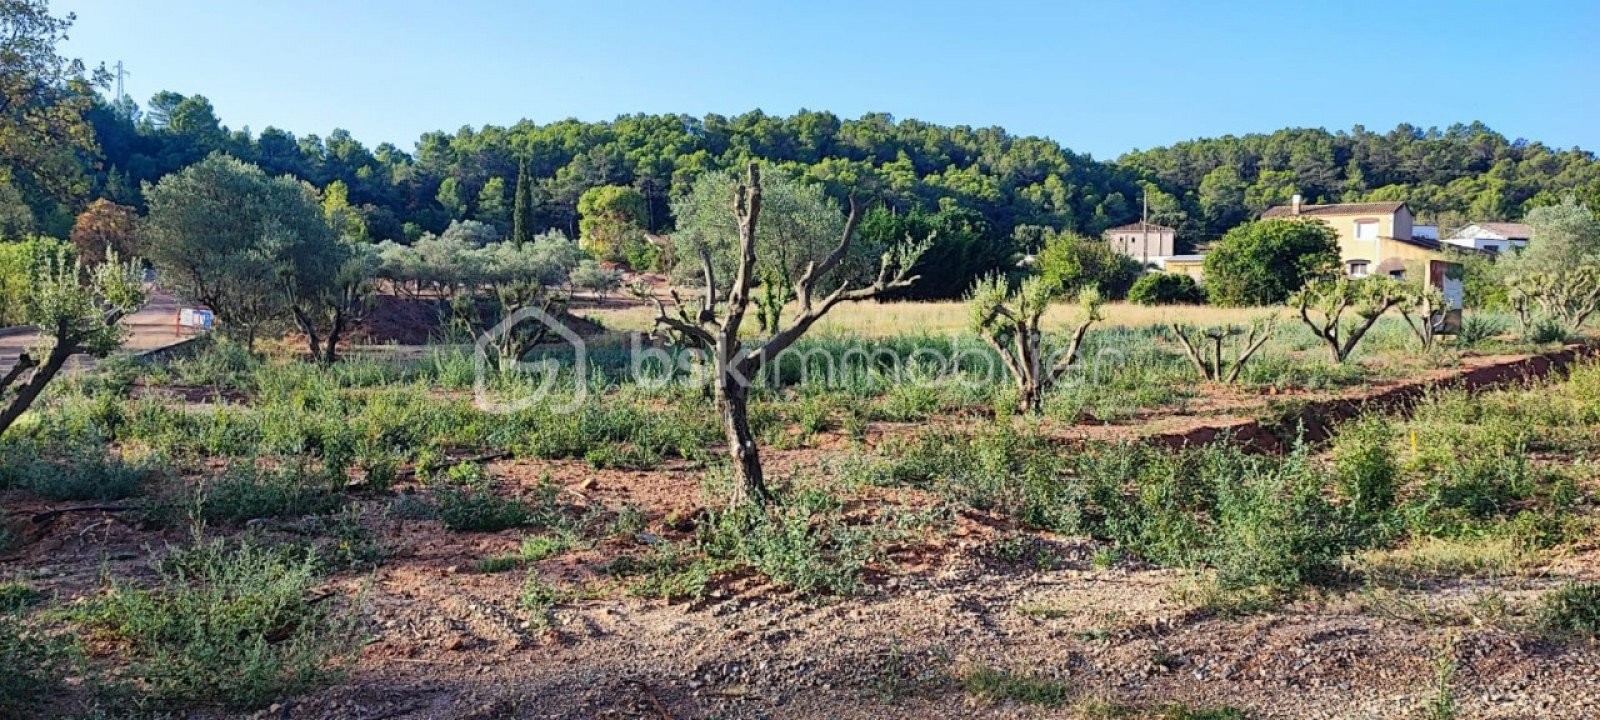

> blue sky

[{"left": 57, "top": 0, "right": 1600, "bottom": 160}]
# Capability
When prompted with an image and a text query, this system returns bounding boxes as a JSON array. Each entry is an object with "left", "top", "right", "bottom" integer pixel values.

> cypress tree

[{"left": 512, "top": 159, "right": 535, "bottom": 248}]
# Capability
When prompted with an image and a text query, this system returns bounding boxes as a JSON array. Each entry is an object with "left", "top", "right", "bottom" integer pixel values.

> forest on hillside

[{"left": 7, "top": 83, "right": 1600, "bottom": 255}]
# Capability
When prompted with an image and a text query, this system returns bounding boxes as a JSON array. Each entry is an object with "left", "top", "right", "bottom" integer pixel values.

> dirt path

[{"left": 0, "top": 291, "right": 187, "bottom": 373}]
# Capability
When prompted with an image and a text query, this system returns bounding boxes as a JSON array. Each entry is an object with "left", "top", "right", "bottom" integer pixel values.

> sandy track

[{"left": 0, "top": 290, "right": 187, "bottom": 373}]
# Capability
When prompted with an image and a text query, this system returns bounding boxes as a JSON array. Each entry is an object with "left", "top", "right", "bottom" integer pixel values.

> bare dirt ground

[{"left": 13, "top": 462, "right": 1600, "bottom": 720}]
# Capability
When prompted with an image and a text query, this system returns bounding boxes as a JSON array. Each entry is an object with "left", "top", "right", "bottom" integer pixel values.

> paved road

[{"left": 0, "top": 291, "right": 188, "bottom": 374}]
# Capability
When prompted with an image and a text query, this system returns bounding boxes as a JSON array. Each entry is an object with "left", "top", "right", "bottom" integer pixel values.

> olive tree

[
  {"left": 1168, "top": 317, "right": 1276, "bottom": 383},
  {"left": 968, "top": 274, "right": 1103, "bottom": 414},
  {"left": 1506, "top": 267, "right": 1600, "bottom": 334},
  {"left": 1, "top": 248, "right": 144, "bottom": 436},
  {"left": 652, "top": 163, "right": 927, "bottom": 506},
  {"left": 670, "top": 167, "right": 875, "bottom": 334},
  {"left": 1397, "top": 281, "right": 1448, "bottom": 351},
  {"left": 1291, "top": 276, "right": 1410, "bottom": 363},
  {"left": 142, "top": 154, "right": 334, "bottom": 351}
]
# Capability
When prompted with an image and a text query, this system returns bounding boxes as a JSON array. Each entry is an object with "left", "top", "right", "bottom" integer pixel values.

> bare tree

[
  {"left": 1169, "top": 317, "right": 1276, "bottom": 383},
  {"left": 651, "top": 163, "right": 927, "bottom": 505},
  {"left": 968, "top": 274, "right": 1103, "bottom": 414}
]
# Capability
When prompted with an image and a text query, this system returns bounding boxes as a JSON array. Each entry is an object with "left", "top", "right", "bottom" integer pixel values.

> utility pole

[
  {"left": 113, "top": 61, "right": 129, "bottom": 105},
  {"left": 1141, "top": 186, "right": 1150, "bottom": 265}
]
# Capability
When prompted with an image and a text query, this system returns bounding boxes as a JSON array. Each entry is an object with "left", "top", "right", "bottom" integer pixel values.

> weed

[
  {"left": 1535, "top": 582, "right": 1600, "bottom": 640},
  {"left": 435, "top": 468, "right": 566, "bottom": 533},
  {"left": 0, "top": 614, "right": 77, "bottom": 717},
  {"left": 1424, "top": 635, "right": 1459, "bottom": 720},
  {"left": 0, "top": 439, "right": 157, "bottom": 502},
  {"left": 73, "top": 536, "right": 357, "bottom": 710},
  {"left": 606, "top": 543, "right": 730, "bottom": 601},
  {"left": 436, "top": 485, "right": 535, "bottom": 532},
  {"left": 700, "top": 503, "right": 875, "bottom": 596},
  {"left": 518, "top": 573, "right": 600, "bottom": 630},
  {"left": 1354, "top": 536, "right": 1530, "bottom": 584},
  {"left": 1331, "top": 414, "right": 1397, "bottom": 517},
  {"left": 476, "top": 532, "right": 575, "bottom": 573},
  {"left": 983, "top": 533, "right": 1062, "bottom": 570},
  {"left": 158, "top": 462, "right": 346, "bottom": 527},
  {"left": 0, "top": 580, "right": 38, "bottom": 613},
  {"left": 960, "top": 665, "right": 1072, "bottom": 707}
]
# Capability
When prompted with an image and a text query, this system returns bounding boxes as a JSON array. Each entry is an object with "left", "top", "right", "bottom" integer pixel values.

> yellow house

[
  {"left": 1260, "top": 196, "right": 1478, "bottom": 278},
  {"left": 1160, "top": 254, "right": 1207, "bottom": 282}
]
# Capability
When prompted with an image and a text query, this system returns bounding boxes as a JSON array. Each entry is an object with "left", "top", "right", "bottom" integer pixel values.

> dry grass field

[{"left": 585, "top": 298, "right": 1280, "bottom": 337}]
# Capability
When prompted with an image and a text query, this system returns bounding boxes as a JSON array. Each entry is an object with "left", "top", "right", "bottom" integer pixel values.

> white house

[
  {"left": 1444, "top": 222, "right": 1531, "bottom": 254},
  {"left": 1103, "top": 221, "right": 1175, "bottom": 266}
]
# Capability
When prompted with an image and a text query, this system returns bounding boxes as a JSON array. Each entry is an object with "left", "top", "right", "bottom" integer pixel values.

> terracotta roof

[
  {"left": 1470, "top": 222, "right": 1533, "bottom": 240},
  {"left": 1104, "top": 221, "right": 1175, "bottom": 234},
  {"left": 1260, "top": 201, "right": 1408, "bottom": 218}
]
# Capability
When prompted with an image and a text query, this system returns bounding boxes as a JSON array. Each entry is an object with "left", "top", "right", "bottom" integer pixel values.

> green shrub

[
  {"left": 1332, "top": 414, "right": 1397, "bottom": 517},
  {"left": 1128, "top": 272, "right": 1203, "bottom": 306},
  {"left": 475, "top": 532, "right": 575, "bottom": 573},
  {"left": 0, "top": 614, "right": 77, "bottom": 717},
  {"left": 1076, "top": 441, "right": 1359, "bottom": 591},
  {"left": 434, "top": 467, "right": 565, "bottom": 533},
  {"left": 0, "top": 580, "right": 38, "bottom": 613},
  {"left": 1454, "top": 315, "right": 1503, "bottom": 346},
  {"left": 885, "top": 425, "right": 1080, "bottom": 532},
  {"left": 1535, "top": 582, "right": 1600, "bottom": 639},
  {"left": 436, "top": 486, "right": 534, "bottom": 532},
  {"left": 700, "top": 503, "right": 873, "bottom": 596},
  {"left": 1525, "top": 316, "right": 1570, "bottom": 344},
  {"left": 607, "top": 544, "right": 729, "bottom": 601},
  {"left": 193, "top": 464, "right": 345, "bottom": 525},
  {"left": 73, "top": 537, "right": 356, "bottom": 710},
  {"left": 0, "top": 440, "right": 156, "bottom": 502},
  {"left": 1208, "top": 447, "right": 1350, "bottom": 590}
]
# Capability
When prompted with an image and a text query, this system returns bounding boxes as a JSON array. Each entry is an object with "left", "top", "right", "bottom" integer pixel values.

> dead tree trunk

[{"left": 651, "top": 163, "right": 927, "bottom": 505}]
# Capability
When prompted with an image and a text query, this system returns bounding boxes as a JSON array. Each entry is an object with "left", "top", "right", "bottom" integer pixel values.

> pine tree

[{"left": 512, "top": 159, "right": 535, "bottom": 248}]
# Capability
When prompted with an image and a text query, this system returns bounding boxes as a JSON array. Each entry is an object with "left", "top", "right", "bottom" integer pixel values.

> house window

[
  {"left": 1347, "top": 260, "right": 1369, "bottom": 278},
  {"left": 1354, "top": 220, "right": 1378, "bottom": 240},
  {"left": 1483, "top": 243, "right": 1500, "bottom": 254}
]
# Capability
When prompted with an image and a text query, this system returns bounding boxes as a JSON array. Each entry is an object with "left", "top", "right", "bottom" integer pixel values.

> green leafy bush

[
  {"left": 434, "top": 466, "right": 565, "bottom": 533},
  {"left": 0, "top": 439, "right": 156, "bottom": 502},
  {"left": 1128, "top": 272, "right": 1203, "bottom": 305},
  {"left": 1331, "top": 414, "right": 1398, "bottom": 517},
  {"left": 191, "top": 463, "right": 345, "bottom": 525},
  {"left": 699, "top": 502, "right": 875, "bottom": 596},
  {"left": 1203, "top": 218, "right": 1339, "bottom": 306}
]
